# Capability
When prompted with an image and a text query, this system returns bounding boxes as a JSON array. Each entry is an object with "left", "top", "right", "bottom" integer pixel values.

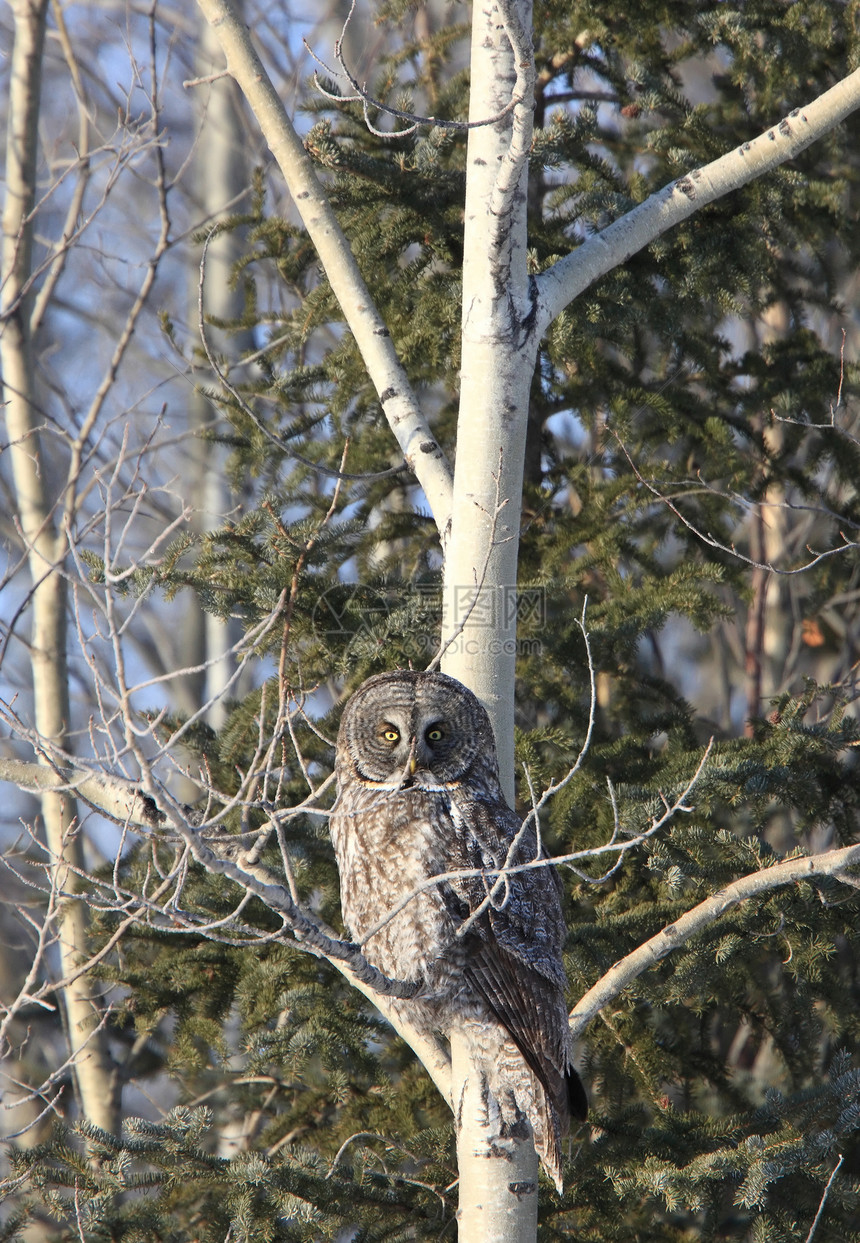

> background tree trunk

[
  {"left": 181, "top": 2, "right": 254, "bottom": 730},
  {"left": 1, "top": 0, "right": 117, "bottom": 1134}
]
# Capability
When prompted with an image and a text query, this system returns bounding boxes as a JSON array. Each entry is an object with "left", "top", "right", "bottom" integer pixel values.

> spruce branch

[{"left": 772, "top": 330, "right": 857, "bottom": 444}]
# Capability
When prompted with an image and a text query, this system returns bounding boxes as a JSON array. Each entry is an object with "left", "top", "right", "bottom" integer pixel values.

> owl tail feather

[
  {"left": 533, "top": 1090, "right": 565, "bottom": 1193},
  {"left": 567, "top": 1065, "right": 588, "bottom": 1122},
  {"left": 534, "top": 1070, "right": 587, "bottom": 1192}
]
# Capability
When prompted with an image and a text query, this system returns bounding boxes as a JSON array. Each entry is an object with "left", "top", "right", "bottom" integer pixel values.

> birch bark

[
  {"left": 441, "top": 0, "right": 538, "bottom": 803},
  {"left": 439, "top": 5, "right": 547, "bottom": 1235},
  {"left": 1, "top": 0, "right": 117, "bottom": 1134}
]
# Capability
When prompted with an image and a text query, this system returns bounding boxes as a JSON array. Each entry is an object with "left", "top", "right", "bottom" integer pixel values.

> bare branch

[
  {"left": 356, "top": 725, "right": 713, "bottom": 951},
  {"left": 535, "top": 66, "right": 860, "bottom": 332},
  {"left": 805, "top": 1155, "right": 844, "bottom": 1243},
  {"left": 305, "top": 1, "right": 518, "bottom": 138},
  {"left": 611, "top": 429, "right": 859, "bottom": 574},
  {"left": 0, "top": 750, "right": 426, "bottom": 1011},
  {"left": 568, "top": 841, "right": 860, "bottom": 1041},
  {"left": 1, "top": 0, "right": 117, "bottom": 1132}
]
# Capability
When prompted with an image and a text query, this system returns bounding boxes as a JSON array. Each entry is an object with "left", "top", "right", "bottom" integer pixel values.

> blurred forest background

[{"left": 2, "top": 1, "right": 860, "bottom": 1239}]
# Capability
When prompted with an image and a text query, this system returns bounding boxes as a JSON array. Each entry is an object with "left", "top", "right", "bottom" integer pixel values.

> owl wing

[{"left": 442, "top": 796, "right": 587, "bottom": 1122}]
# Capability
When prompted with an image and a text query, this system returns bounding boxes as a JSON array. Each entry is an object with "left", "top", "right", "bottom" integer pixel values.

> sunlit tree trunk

[
  {"left": 1, "top": 0, "right": 117, "bottom": 1134},
  {"left": 439, "top": 4, "right": 544, "bottom": 1235},
  {"left": 441, "top": 0, "right": 537, "bottom": 804},
  {"left": 180, "top": 2, "right": 254, "bottom": 729}
]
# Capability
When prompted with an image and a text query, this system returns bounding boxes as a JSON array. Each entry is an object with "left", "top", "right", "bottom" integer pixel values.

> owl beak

[{"left": 398, "top": 742, "right": 418, "bottom": 788}]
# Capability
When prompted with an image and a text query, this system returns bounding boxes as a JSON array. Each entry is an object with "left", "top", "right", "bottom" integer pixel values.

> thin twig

[
  {"left": 612, "top": 429, "right": 858, "bottom": 574},
  {"left": 304, "top": 0, "right": 519, "bottom": 138},
  {"left": 197, "top": 229, "right": 408, "bottom": 483},
  {"left": 804, "top": 1154, "right": 844, "bottom": 1243}
]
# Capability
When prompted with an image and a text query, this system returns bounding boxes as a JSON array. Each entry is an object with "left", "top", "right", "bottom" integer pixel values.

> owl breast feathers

[{"left": 329, "top": 669, "right": 587, "bottom": 1189}]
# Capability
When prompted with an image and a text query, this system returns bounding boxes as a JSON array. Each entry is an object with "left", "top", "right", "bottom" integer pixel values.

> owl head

[{"left": 335, "top": 670, "right": 502, "bottom": 794}]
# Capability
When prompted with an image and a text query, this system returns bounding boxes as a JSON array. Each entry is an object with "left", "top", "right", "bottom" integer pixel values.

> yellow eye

[
  {"left": 426, "top": 726, "right": 444, "bottom": 743},
  {"left": 381, "top": 727, "right": 400, "bottom": 743}
]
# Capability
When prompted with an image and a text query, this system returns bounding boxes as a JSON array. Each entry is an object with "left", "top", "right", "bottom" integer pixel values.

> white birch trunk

[
  {"left": 441, "top": 0, "right": 538, "bottom": 800},
  {"left": 452, "top": 1028, "right": 540, "bottom": 1243},
  {"left": 438, "top": 5, "right": 547, "bottom": 1234},
  {"left": 1, "top": 0, "right": 117, "bottom": 1134}
]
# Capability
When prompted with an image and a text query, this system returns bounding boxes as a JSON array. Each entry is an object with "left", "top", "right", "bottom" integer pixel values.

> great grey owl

[{"left": 329, "top": 669, "right": 587, "bottom": 1189}]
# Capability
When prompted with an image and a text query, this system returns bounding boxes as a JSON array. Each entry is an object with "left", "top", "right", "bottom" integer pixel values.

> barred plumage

[{"left": 329, "top": 670, "right": 586, "bottom": 1189}]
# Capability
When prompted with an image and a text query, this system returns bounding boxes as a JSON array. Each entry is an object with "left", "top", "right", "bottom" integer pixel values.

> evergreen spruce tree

[{"left": 4, "top": 1, "right": 860, "bottom": 1240}]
